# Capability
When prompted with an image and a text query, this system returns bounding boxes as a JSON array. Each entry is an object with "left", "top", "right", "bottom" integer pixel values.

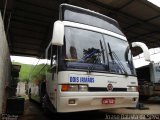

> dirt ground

[{"left": 18, "top": 100, "right": 106, "bottom": 120}]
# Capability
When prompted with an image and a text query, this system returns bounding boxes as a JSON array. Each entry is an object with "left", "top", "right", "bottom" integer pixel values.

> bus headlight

[
  {"left": 61, "top": 84, "right": 78, "bottom": 91},
  {"left": 79, "top": 85, "right": 88, "bottom": 91},
  {"left": 69, "top": 84, "right": 79, "bottom": 91},
  {"left": 127, "top": 86, "right": 138, "bottom": 92},
  {"left": 61, "top": 84, "right": 88, "bottom": 92}
]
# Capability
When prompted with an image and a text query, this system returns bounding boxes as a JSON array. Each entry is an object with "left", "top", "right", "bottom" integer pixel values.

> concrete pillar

[{"left": 0, "top": 12, "right": 11, "bottom": 114}]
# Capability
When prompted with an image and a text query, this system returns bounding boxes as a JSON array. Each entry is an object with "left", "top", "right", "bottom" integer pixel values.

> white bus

[{"left": 29, "top": 4, "right": 139, "bottom": 113}]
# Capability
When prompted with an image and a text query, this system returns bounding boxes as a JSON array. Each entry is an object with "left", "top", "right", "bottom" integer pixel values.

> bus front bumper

[{"left": 56, "top": 92, "right": 139, "bottom": 113}]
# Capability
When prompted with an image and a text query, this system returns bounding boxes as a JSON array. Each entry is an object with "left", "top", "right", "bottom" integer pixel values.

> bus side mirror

[
  {"left": 51, "top": 21, "right": 64, "bottom": 46},
  {"left": 131, "top": 42, "right": 150, "bottom": 61}
]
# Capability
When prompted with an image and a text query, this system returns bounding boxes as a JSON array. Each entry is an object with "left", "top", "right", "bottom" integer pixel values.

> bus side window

[{"left": 46, "top": 44, "right": 57, "bottom": 70}]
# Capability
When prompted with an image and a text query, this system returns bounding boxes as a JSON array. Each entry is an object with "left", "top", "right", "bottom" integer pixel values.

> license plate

[{"left": 102, "top": 98, "right": 115, "bottom": 104}]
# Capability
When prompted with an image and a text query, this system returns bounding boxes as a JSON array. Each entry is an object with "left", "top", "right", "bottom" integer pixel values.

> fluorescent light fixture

[{"left": 147, "top": 0, "right": 160, "bottom": 7}]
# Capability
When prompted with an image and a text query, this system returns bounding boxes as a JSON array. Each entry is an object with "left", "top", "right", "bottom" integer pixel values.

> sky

[
  {"left": 11, "top": 0, "right": 160, "bottom": 68},
  {"left": 11, "top": 56, "right": 38, "bottom": 65},
  {"left": 11, "top": 56, "right": 46, "bottom": 65},
  {"left": 147, "top": 0, "right": 160, "bottom": 7}
]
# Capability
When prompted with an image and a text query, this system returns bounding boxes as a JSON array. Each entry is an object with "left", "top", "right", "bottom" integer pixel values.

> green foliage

[
  {"left": 30, "top": 64, "right": 46, "bottom": 82},
  {"left": 83, "top": 48, "right": 100, "bottom": 63},
  {"left": 12, "top": 62, "right": 47, "bottom": 83},
  {"left": 12, "top": 62, "right": 33, "bottom": 82}
]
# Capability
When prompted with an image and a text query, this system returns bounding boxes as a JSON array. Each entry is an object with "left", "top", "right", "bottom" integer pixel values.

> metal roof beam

[
  {"left": 12, "top": 15, "right": 50, "bottom": 26},
  {"left": 11, "top": 26, "right": 46, "bottom": 34},
  {"left": 86, "top": 0, "right": 160, "bottom": 32},
  {"left": 13, "top": 39, "right": 42, "bottom": 46},
  {"left": 11, "top": 51, "right": 38, "bottom": 57},
  {"left": 12, "top": 46, "right": 40, "bottom": 52},
  {"left": 16, "top": 0, "right": 59, "bottom": 12},
  {"left": 124, "top": 15, "right": 160, "bottom": 31},
  {"left": 12, "top": 33, "right": 44, "bottom": 40},
  {"left": 14, "top": 8, "right": 58, "bottom": 19},
  {"left": 11, "top": 18, "right": 49, "bottom": 27},
  {"left": 129, "top": 31, "right": 159, "bottom": 41},
  {"left": 117, "top": 0, "right": 135, "bottom": 10}
]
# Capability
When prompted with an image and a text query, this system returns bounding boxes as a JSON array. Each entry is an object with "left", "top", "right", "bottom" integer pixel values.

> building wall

[{"left": 0, "top": 12, "right": 11, "bottom": 114}]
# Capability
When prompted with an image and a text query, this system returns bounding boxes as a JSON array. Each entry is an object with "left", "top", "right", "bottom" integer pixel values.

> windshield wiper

[
  {"left": 107, "top": 42, "right": 128, "bottom": 76},
  {"left": 87, "top": 41, "right": 106, "bottom": 73},
  {"left": 100, "top": 40, "right": 105, "bottom": 63}
]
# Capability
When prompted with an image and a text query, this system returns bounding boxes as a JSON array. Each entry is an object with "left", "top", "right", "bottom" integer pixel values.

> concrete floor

[
  {"left": 103, "top": 97, "right": 160, "bottom": 114},
  {"left": 18, "top": 99, "right": 160, "bottom": 120},
  {"left": 102, "top": 103, "right": 160, "bottom": 114},
  {"left": 18, "top": 100, "right": 106, "bottom": 120},
  {"left": 18, "top": 100, "right": 49, "bottom": 120}
]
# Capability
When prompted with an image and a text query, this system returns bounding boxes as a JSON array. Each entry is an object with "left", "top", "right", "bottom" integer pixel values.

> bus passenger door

[{"left": 46, "top": 45, "right": 58, "bottom": 108}]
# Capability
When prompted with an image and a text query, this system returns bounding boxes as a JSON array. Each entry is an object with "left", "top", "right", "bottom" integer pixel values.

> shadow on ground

[{"left": 18, "top": 100, "right": 107, "bottom": 120}]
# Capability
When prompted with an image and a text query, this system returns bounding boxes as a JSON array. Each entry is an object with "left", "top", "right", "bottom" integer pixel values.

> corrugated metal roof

[{"left": 0, "top": 0, "right": 160, "bottom": 57}]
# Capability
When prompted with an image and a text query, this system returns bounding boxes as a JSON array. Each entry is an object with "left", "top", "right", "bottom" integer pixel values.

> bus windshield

[{"left": 63, "top": 26, "right": 136, "bottom": 76}]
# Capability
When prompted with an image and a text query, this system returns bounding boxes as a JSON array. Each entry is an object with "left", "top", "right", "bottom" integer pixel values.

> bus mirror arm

[{"left": 50, "top": 64, "right": 57, "bottom": 71}]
